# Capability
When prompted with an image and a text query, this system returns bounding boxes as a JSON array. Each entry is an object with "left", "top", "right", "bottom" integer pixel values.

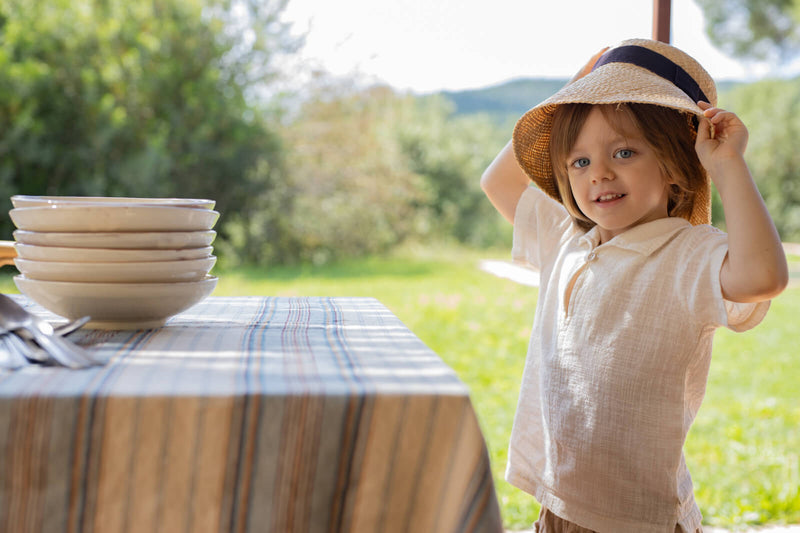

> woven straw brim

[{"left": 513, "top": 46, "right": 717, "bottom": 226}]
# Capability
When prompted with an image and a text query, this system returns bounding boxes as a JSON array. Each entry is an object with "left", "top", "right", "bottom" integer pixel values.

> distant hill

[
  {"left": 440, "top": 78, "right": 567, "bottom": 118},
  {"left": 438, "top": 78, "right": 744, "bottom": 123}
]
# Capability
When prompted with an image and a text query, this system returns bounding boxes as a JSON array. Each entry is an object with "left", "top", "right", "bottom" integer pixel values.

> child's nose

[{"left": 590, "top": 160, "right": 615, "bottom": 183}]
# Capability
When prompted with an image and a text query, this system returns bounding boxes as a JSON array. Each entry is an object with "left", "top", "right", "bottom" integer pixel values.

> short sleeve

[
  {"left": 679, "top": 225, "right": 770, "bottom": 332},
  {"left": 511, "top": 186, "right": 574, "bottom": 272},
  {"left": 724, "top": 299, "right": 770, "bottom": 332}
]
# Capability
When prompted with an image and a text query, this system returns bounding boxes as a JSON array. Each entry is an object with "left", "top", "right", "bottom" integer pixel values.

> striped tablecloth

[{"left": 0, "top": 296, "right": 503, "bottom": 533}]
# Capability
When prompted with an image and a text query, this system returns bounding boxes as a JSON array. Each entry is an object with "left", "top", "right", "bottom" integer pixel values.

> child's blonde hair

[{"left": 549, "top": 103, "right": 707, "bottom": 231}]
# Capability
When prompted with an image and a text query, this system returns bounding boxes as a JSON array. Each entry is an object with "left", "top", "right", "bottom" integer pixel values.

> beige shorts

[{"left": 534, "top": 507, "right": 702, "bottom": 533}]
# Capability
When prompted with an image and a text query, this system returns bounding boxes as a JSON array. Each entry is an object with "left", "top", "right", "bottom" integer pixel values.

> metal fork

[
  {"left": 0, "top": 329, "right": 31, "bottom": 369},
  {"left": 0, "top": 294, "right": 101, "bottom": 368}
]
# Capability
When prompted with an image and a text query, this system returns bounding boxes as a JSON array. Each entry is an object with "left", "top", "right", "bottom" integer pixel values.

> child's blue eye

[
  {"left": 572, "top": 157, "right": 590, "bottom": 169},
  {"left": 615, "top": 149, "right": 634, "bottom": 159}
]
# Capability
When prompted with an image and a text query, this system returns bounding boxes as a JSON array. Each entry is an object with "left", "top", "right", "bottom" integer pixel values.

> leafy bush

[{"left": 0, "top": 0, "right": 297, "bottom": 261}]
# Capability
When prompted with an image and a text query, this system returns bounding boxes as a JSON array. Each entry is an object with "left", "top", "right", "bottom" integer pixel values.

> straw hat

[{"left": 512, "top": 38, "right": 717, "bottom": 225}]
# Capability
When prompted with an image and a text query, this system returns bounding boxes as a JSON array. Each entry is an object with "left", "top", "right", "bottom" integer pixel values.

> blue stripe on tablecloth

[
  {"left": 432, "top": 398, "right": 471, "bottom": 533},
  {"left": 325, "top": 297, "right": 372, "bottom": 533},
  {"left": 460, "top": 454, "right": 500, "bottom": 533},
  {"left": 185, "top": 297, "right": 244, "bottom": 533},
  {"left": 325, "top": 297, "right": 365, "bottom": 392},
  {"left": 403, "top": 395, "right": 440, "bottom": 532},
  {"left": 290, "top": 301, "right": 324, "bottom": 532},
  {"left": 375, "top": 395, "right": 409, "bottom": 532},
  {"left": 120, "top": 325, "right": 202, "bottom": 533},
  {"left": 153, "top": 321, "right": 223, "bottom": 533},
  {"left": 224, "top": 296, "right": 275, "bottom": 533},
  {"left": 457, "top": 410, "right": 503, "bottom": 533},
  {"left": 70, "top": 329, "right": 156, "bottom": 533}
]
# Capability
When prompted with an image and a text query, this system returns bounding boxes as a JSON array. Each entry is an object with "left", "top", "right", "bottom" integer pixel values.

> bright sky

[{"left": 282, "top": 0, "right": 789, "bottom": 93}]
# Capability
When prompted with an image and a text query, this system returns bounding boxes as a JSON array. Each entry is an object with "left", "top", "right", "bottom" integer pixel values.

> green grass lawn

[{"left": 1, "top": 246, "right": 798, "bottom": 529}]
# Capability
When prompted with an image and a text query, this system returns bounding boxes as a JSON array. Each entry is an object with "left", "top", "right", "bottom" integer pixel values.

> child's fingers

[
  {"left": 697, "top": 101, "right": 731, "bottom": 123},
  {"left": 695, "top": 118, "right": 713, "bottom": 147}
]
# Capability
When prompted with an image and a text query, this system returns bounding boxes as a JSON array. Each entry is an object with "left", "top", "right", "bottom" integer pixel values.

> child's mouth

[{"left": 596, "top": 193, "right": 625, "bottom": 203}]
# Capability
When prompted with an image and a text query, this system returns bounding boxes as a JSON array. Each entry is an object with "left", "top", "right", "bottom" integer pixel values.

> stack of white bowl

[{"left": 7, "top": 196, "right": 219, "bottom": 330}]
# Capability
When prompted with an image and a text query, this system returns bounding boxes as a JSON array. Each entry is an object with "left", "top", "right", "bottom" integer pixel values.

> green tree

[
  {"left": 0, "top": 0, "right": 299, "bottom": 260},
  {"left": 695, "top": 0, "right": 800, "bottom": 61},
  {"left": 725, "top": 79, "right": 800, "bottom": 240},
  {"left": 279, "top": 76, "right": 509, "bottom": 264},
  {"left": 395, "top": 95, "right": 509, "bottom": 247},
  {"left": 280, "top": 80, "right": 430, "bottom": 264}
]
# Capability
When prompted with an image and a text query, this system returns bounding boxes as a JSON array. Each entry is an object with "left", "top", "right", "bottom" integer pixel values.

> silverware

[
  {"left": 54, "top": 315, "right": 92, "bottom": 337},
  {"left": 0, "top": 294, "right": 100, "bottom": 368},
  {"left": 0, "top": 328, "right": 30, "bottom": 369}
]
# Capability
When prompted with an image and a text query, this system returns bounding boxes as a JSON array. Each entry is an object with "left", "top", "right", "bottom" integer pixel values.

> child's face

[{"left": 566, "top": 106, "right": 671, "bottom": 243}]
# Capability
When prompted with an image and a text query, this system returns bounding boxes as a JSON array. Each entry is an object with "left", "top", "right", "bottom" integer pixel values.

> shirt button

[{"left": 586, "top": 251, "right": 597, "bottom": 261}]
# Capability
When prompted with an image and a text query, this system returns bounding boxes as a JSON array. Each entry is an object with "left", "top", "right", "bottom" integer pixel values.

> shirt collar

[{"left": 578, "top": 217, "right": 693, "bottom": 256}]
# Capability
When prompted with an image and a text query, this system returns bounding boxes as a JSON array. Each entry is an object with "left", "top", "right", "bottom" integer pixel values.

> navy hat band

[{"left": 592, "top": 45, "right": 709, "bottom": 104}]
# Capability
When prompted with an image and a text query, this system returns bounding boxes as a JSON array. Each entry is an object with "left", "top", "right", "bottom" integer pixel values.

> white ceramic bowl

[
  {"left": 14, "top": 275, "right": 218, "bottom": 330},
  {"left": 9, "top": 205, "right": 219, "bottom": 232},
  {"left": 14, "top": 229, "right": 217, "bottom": 249},
  {"left": 14, "top": 256, "right": 216, "bottom": 283},
  {"left": 14, "top": 244, "right": 213, "bottom": 263},
  {"left": 11, "top": 195, "right": 215, "bottom": 209}
]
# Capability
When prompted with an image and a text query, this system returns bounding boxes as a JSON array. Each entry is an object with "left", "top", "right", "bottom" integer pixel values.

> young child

[{"left": 481, "top": 39, "right": 788, "bottom": 533}]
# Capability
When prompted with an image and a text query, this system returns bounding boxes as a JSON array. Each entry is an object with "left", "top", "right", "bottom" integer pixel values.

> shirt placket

[{"left": 563, "top": 248, "right": 598, "bottom": 318}]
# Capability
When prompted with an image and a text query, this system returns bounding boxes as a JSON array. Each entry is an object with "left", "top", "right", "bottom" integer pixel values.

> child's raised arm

[
  {"left": 480, "top": 140, "right": 530, "bottom": 224},
  {"left": 695, "top": 102, "right": 789, "bottom": 302}
]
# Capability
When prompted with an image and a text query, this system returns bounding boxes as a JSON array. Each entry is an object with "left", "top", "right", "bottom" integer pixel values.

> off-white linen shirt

[{"left": 507, "top": 186, "right": 770, "bottom": 533}]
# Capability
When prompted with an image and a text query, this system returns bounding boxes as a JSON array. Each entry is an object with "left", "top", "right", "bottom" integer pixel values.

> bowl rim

[
  {"left": 9, "top": 205, "right": 220, "bottom": 232},
  {"left": 11, "top": 195, "right": 215, "bottom": 209},
  {"left": 14, "top": 273, "right": 218, "bottom": 290}
]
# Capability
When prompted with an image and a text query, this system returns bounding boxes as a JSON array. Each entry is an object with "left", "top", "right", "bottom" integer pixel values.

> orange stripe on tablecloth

[
  {"left": 268, "top": 297, "right": 325, "bottom": 531},
  {"left": 91, "top": 396, "right": 136, "bottom": 533},
  {"left": 459, "top": 463, "right": 502, "bottom": 533},
  {"left": 299, "top": 395, "right": 324, "bottom": 532},
  {"left": 271, "top": 395, "right": 313, "bottom": 531},
  {"left": 120, "top": 396, "right": 170, "bottom": 533},
  {"left": 155, "top": 396, "right": 201, "bottom": 533},
  {"left": 67, "top": 330, "right": 155, "bottom": 533},
  {"left": 331, "top": 393, "right": 374, "bottom": 533},
  {"left": 93, "top": 396, "right": 235, "bottom": 533},
  {"left": 3, "top": 394, "right": 53, "bottom": 532},
  {"left": 68, "top": 393, "right": 109, "bottom": 533},
  {"left": 327, "top": 394, "right": 369, "bottom": 533},
  {"left": 67, "top": 394, "right": 90, "bottom": 533},
  {"left": 92, "top": 329, "right": 184, "bottom": 533},
  {"left": 403, "top": 396, "right": 464, "bottom": 532},
  {"left": 347, "top": 394, "right": 408, "bottom": 533},
  {"left": 448, "top": 402, "right": 503, "bottom": 533},
  {"left": 231, "top": 390, "right": 260, "bottom": 533},
  {"left": 189, "top": 396, "right": 236, "bottom": 533},
  {"left": 218, "top": 395, "right": 246, "bottom": 531},
  {"left": 378, "top": 395, "right": 439, "bottom": 533}
]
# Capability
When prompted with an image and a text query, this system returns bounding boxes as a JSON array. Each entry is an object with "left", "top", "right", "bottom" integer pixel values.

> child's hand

[{"left": 695, "top": 101, "right": 749, "bottom": 175}]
